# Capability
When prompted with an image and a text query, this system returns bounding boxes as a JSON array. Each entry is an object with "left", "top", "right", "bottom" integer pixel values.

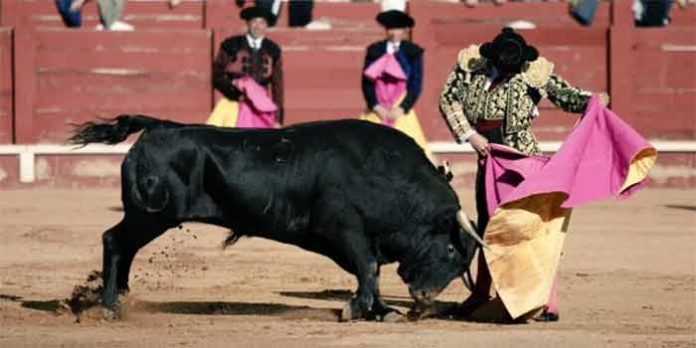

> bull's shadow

[
  {"left": 0, "top": 294, "right": 65, "bottom": 313},
  {"left": 277, "top": 290, "right": 521, "bottom": 323},
  {"left": 664, "top": 204, "right": 696, "bottom": 212},
  {"left": 278, "top": 289, "right": 459, "bottom": 312},
  {"left": 5, "top": 293, "right": 340, "bottom": 321},
  {"left": 142, "top": 300, "right": 340, "bottom": 321},
  {"left": 7, "top": 292, "right": 510, "bottom": 323}
]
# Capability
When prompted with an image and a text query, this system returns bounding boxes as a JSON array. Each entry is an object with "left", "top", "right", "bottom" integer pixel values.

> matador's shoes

[{"left": 533, "top": 307, "right": 560, "bottom": 322}]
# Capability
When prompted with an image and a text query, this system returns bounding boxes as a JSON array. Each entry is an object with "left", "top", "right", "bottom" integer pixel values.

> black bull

[{"left": 69, "top": 116, "right": 479, "bottom": 321}]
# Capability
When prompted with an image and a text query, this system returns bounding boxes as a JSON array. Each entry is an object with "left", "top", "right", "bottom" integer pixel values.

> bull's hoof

[
  {"left": 407, "top": 309, "right": 428, "bottom": 321},
  {"left": 340, "top": 297, "right": 377, "bottom": 322},
  {"left": 101, "top": 307, "right": 120, "bottom": 321},
  {"left": 379, "top": 311, "right": 406, "bottom": 323},
  {"left": 407, "top": 302, "right": 437, "bottom": 321}
]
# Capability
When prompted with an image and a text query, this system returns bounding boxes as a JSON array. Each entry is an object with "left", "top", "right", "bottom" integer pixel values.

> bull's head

[{"left": 396, "top": 210, "right": 482, "bottom": 312}]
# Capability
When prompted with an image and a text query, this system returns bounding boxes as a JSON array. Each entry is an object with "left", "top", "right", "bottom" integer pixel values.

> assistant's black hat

[
  {"left": 240, "top": 6, "right": 274, "bottom": 23},
  {"left": 376, "top": 10, "right": 415, "bottom": 29}
]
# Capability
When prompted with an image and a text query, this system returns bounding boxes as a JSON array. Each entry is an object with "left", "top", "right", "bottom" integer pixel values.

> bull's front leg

[
  {"left": 316, "top": 202, "right": 402, "bottom": 322},
  {"left": 340, "top": 260, "right": 378, "bottom": 322},
  {"left": 340, "top": 260, "right": 403, "bottom": 322},
  {"left": 369, "top": 267, "right": 404, "bottom": 322}
]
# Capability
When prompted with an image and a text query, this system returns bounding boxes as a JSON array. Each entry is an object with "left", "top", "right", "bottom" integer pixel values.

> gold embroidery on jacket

[{"left": 440, "top": 53, "right": 591, "bottom": 155}]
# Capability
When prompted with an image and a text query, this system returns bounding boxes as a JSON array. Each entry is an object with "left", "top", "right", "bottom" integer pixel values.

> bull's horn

[{"left": 456, "top": 210, "right": 491, "bottom": 251}]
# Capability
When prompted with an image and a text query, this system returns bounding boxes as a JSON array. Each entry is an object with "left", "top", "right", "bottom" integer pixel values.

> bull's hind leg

[
  {"left": 115, "top": 224, "right": 168, "bottom": 294},
  {"left": 101, "top": 221, "right": 126, "bottom": 319},
  {"left": 101, "top": 218, "right": 168, "bottom": 320}
]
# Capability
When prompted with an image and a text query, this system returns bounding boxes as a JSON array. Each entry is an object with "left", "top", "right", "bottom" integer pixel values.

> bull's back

[
  {"left": 150, "top": 119, "right": 429, "bottom": 173},
  {"left": 121, "top": 120, "right": 453, "bottom": 230},
  {"left": 290, "top": 120, "right": 431, "bottom": 168}
]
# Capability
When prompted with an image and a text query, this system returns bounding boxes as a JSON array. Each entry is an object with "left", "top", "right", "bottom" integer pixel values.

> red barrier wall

[
  {"left": 13, "top": 29, "right": 213, "bottom": 143},
  {"left": 0, "top": 28, "right": 12, "bottom": 143},
  {"left": 631, "top": 29, "right": 696, "bottom": 139}
]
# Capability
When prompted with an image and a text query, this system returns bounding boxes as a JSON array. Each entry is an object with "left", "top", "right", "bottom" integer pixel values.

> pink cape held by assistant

[
  {"left": 363, "top": 53, "right": 408, "bottom": 128},
  {"left": 207, "top": 76, "right": 277, "bottom": 128},
  {"left": 360, "top": 52, "right": 430, "bottom": 155}
]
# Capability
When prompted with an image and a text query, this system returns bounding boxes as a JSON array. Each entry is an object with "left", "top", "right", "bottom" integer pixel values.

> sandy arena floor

[{"left": 0, "top": 188, "right": 694, "bottom": 347}]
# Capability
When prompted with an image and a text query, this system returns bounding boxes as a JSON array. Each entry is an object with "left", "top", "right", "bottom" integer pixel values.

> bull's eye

[{"left": 447, "top": 244, "right": 455, "bottom": 254}]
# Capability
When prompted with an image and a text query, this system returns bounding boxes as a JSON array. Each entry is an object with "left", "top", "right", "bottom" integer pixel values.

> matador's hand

[{"left": 469, "top": 133, "right": 490, "bottom": 157}]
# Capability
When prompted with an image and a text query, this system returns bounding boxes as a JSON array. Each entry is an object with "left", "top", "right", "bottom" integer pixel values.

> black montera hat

[
  {"left": 480, "top": 27, "right": 539, "bottom": 71},
  {"left": 376, "top": 10, "right": 415, "bottom": 29},
  {"left": 240, "top": 6, "right": 274, "bottom": 23}
]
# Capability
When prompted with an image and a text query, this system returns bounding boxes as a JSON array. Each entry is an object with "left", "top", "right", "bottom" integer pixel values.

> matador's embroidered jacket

[{"left": 439, "top": 45, "right": 592, "bottom": 155}]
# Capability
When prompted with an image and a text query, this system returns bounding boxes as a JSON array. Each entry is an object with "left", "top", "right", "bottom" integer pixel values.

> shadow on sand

[
  {"left": 3, "top": 293, "right": 340, "bottom": 321},
  {"left": 6, "top": 290, "right": 511, "bottom": 323},
  {"left": 664, "top": 204, "right": 696, "bottom": 212}
]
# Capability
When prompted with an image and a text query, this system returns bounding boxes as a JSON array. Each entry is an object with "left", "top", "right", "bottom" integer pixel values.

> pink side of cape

[{"left": 485, "top": 95, "right": 654, "bottom": 215}]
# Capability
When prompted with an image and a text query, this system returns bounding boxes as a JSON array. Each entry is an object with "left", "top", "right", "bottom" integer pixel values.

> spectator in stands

[
  {"left": 464, "top": 0, "right": 507, "bottom": 7},
  {"left": 207, "top": 6, "right": 284, "bottom": 128},
  {"left": 287, "top": 0, "right": 314, "bottom": 27},
  {"left": 633, "top": 0, "right": 674, "bottom": 27},
  {"left": 239, "top": 0, "right": 281, "bottom": 26},
  {"left": 464, "top": 0, "right": 572, "bottom": 6},
  {"left": 570, "top": 0, "right": 691, "bottom": 27},
  {"left": 168, "top": 0, "right": 183, "bottom": 8},
  {"left": 359, "top": 10, "right": 431, "bottom": 157},
  {"left": 236, "top": 0, "right": 318, "bottom": 28},
  {"left": 439, "top": 27, "right": 609, "bottom": 321},
  {"left": 55, "top": 0, "right": 133, "bottom": 31},
  {"left": 381, "top": 0, "right": 406, "bottom": 12}
]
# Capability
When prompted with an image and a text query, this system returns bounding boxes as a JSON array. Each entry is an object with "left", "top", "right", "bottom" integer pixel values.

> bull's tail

[{"left": 67, "top": 114, "right": 183, "bottom": 146}]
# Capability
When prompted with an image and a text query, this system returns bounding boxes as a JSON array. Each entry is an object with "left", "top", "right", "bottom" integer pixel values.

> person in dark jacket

[
  {"left": 207, "top": 6, "right": 284, "bottom": 128},
  {"left": 359, "top": 10, "right": 430, "bottom": 156},
  {"left": 440, "top": 27, "right": 609, "bottom": 321}
]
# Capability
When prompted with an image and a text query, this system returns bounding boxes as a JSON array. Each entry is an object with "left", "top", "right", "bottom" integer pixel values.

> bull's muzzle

[
  {"left": 409, "top": 287, "right": 437, "bottom": 304},
  {"left": 407, "top": 287, "right": 440, "bottom": 321}
]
